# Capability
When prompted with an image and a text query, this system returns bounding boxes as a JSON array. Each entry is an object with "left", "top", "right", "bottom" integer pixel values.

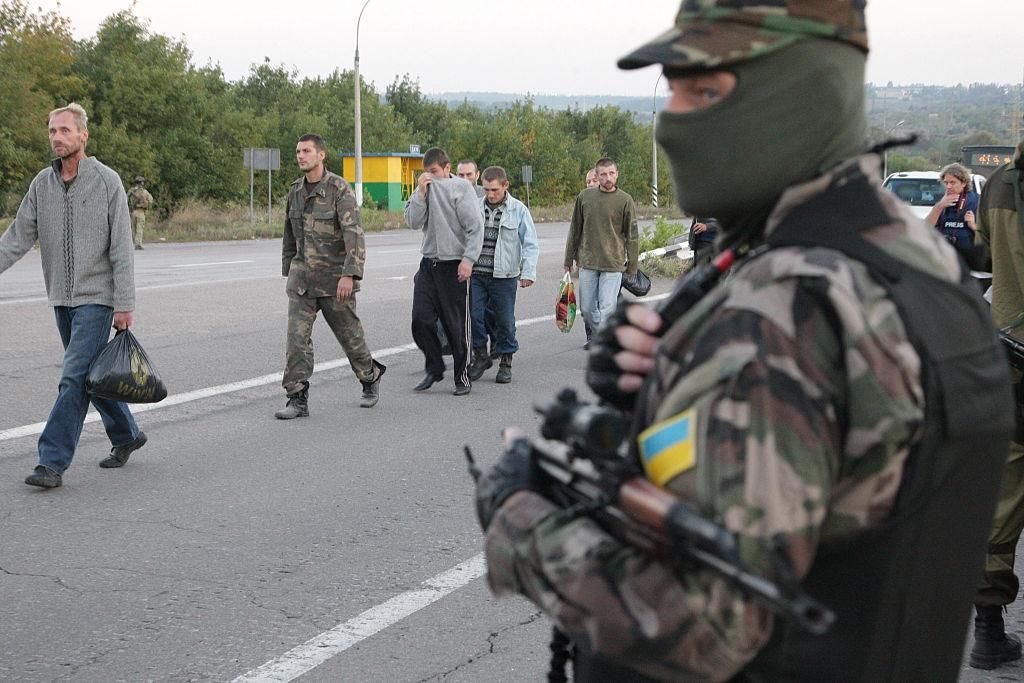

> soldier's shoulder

[{"left": 325, "top": 172, "right": 351, "bottom": 192}]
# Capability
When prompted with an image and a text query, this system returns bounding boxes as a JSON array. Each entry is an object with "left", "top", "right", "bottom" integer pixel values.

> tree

[{"left": 0, "top": 0, "right": 83, "bottom": 201}]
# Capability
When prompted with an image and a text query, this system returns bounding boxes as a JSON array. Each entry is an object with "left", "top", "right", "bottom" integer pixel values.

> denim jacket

[{"left": 479, "top": 193, "right": 539, "bottom": 281}]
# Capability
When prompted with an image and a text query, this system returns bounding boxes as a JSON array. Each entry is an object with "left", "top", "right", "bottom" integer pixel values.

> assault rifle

[
  {"left": 467, "top": 387, "right": 835, "bottom": 636},
  {"left": 1000, "top": 329, "right": 1024, "bottom": 373}
]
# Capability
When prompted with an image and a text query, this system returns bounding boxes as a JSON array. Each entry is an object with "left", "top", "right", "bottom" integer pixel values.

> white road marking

[
  {"left": 171, "top": 260, "right": 255, "bottom": 268},
  {"left": 0, "top": 291, "right": 669, "bottom": 443},
  {"left": 383, "top": 276, "right": 410, "bottom": 281},
  {"left": 232, "top": 554, "right": 487, "bottom": 682}
]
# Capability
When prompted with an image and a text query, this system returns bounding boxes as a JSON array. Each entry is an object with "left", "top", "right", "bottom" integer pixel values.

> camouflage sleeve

[
  {"left": 282, "top": 193, "right": 296, "bottom": 277},
  {"left": 485, "top": 271, "right": 922, "bottom": 679},
  {"left": 336, "top": 183, "right": 365, "bottom": 279}
]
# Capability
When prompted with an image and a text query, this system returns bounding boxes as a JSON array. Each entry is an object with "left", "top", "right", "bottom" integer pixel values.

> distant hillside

[{"left": 431, "top": 91, "right": 668, "bottom": 117}]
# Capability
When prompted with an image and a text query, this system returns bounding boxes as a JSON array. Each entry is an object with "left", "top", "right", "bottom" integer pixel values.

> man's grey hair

[{"left": 49, "top": 103, "right": 88, "bottom": 131}]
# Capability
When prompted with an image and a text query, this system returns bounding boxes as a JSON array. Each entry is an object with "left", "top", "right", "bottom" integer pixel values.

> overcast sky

[{"left": 45, "top": 0, "right": 1024, "bottom": 96}]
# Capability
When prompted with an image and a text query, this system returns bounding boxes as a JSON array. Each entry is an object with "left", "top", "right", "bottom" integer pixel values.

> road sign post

[
  {"left": 521, "top": 165, "right": 533, "bottom": 208},
  {"left": 244, "top": 148, "right": 281, "bottom": 225}
]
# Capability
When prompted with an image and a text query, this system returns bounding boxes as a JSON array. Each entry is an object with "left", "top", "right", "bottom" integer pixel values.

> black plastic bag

[
  {"left": 86, "top": 329, "right": 168, "bottom": 403},
  {"left": 621, "top": 269, "right": 652, "bottom": 297}
]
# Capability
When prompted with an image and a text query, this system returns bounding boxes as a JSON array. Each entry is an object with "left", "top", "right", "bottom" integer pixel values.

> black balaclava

[{"left": 655, "top": 40, "right": 867, "bottom": 235}]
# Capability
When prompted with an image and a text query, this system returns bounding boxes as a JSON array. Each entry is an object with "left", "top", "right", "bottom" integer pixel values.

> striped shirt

[{"left": 473, "top": 200, "right": 505, "bottom": 275}]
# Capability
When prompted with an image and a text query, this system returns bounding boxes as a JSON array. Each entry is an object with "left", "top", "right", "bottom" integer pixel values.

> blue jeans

[
  {"left": 37, "top": 305, "right": 139, "bottom": 473},
  {"left": 470, "top": 274, "right": 519, "bottom": 355},
  {"left": 578, "top": 269, "right": 623, "bottom": 338}
]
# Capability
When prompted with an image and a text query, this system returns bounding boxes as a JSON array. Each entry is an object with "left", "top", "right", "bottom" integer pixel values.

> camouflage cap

[{"left": 618, "top": 0, "right": 869, "bottom": 71}]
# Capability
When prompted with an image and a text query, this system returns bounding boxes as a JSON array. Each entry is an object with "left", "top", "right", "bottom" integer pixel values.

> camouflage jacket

[
  {"left": 282, "top": 171, "right": 365, "bottom": 297},
  {"left": 485, "top": 155, "right": 963, "bottom": 681},
  {"left": 976, "top": 145, "right": 1024, "bottom": 332},
  {"left": 128, "top": 186, "right": 153, "bottom": 211}
]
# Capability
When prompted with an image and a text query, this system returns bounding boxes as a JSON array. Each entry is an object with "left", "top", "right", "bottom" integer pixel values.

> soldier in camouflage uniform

[
  {"left": 276, "top": 134, "right": 385, "bottom": 418},
  {"left": 128, "top": 176, "right": 153, "bottom": 250},
  {"left": 475, "top": 2, "right": 1014, "bottom": 681},
  {"left": 972, "top": 141, "right": 1024, "bottom": 669}
]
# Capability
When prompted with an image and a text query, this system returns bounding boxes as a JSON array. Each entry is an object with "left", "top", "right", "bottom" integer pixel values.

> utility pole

[
  {"left": 354, "top": 0, "right": 372, "bottom": 208},
  {"left": 652, "top": 73, "right": 663, "bottom": 208}
]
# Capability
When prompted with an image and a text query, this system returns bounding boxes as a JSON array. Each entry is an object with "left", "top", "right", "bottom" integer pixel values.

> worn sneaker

[
  {"left": 25, "top": 465, "right": 62, "bottom": 488},
  {"left": 452, "top": 382, "right": 472, "bottom": 396},
  {"left": 467, "top": 349, "right": 493, "bottom": 381},
  {"left": 495, "top": 354, "right": 512, "bottom": 384},
  {"left": 99, "top": 431, "right": 148, "bottom": 468}
]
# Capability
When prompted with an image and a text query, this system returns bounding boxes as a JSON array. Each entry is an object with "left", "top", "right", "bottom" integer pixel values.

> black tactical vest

[
  {"left": 573, "top": 175, "right": 1014, "bottom": 683},
  {"left": 736, "top": 174, "right": 1015, "bottom": 682}
]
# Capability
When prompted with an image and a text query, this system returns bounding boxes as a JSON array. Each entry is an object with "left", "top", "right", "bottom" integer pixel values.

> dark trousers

[
  {"left": 38, "top": 305, "right": 139, "bottom": 474},
  {"left": 412, "top": 258, "right": 471, "bottom": 385},
  {"left": 470, "top": 274, "right": 519, "bottom": 355}
]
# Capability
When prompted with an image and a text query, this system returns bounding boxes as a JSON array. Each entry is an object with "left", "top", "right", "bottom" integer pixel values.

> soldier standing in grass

[
  {"left": 128, "top": 176, "right": 153, "bottom": 250},
  {"left": 276, "top": 133, "right": 385, "bottom": 418}
]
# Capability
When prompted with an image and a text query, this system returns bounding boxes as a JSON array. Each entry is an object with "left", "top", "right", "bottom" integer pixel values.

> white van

[{"left": 882, "top": 171, "right": 986, "bottom": 221}]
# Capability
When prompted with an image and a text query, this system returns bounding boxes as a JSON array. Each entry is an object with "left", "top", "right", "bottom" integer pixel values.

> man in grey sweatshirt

[
  {"left": 0, "top": 103, "right": 147, "bottom": 489},
  {"left": 404, "top": 147, "right": 483, "bottom": 395}
]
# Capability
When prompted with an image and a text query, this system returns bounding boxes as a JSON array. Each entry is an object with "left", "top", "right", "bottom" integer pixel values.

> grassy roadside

[{"left": 2, "top": 200, "right": 685, "bottom": 242}]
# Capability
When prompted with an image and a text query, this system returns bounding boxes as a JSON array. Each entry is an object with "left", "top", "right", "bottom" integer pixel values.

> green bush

[{"left": 639, "top": 216, "right": 684, "bottom": 254}]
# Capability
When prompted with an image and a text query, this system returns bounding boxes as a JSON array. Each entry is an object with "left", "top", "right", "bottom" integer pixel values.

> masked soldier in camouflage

[
  {"left": 276, "top": 134, "right": 385, "bottom": 418},
  {"left": 476, "top": 2, "right": 1014, "bottom": 681},
  {"left": 128, "top": 176, "right": 153, "bottom": 250}
]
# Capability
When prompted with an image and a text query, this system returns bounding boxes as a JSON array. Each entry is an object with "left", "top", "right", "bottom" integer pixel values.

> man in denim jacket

[{"left": 467, "top": 166, "right": 539, "bottom": 384}]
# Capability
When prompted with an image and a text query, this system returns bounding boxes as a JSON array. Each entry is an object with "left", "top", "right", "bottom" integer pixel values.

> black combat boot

[
  {"left": 359, "top": 360, "right": 386, "bottom": 408},
  {"left": 495, "top": 353, "right": 513, "bottom": 384},
  {"left": 467, "top": 347, "right": 493, "bottom": 381},
  {"left": 275, "top": 388, "right": 309, "bottom": 419},
  {"left": 970, "top": 605, "right": 1023, "bottom": 669}
]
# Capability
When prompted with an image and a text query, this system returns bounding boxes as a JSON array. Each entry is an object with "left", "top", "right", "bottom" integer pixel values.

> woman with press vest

[{"left": 926, "top": 162, "right": 980, "bottom": 261}]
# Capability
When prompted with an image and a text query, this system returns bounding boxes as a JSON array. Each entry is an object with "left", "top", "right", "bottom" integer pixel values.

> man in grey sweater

[
  {"left": 0, "top": 103, "right": 147, "bottom": 489},
  {"left": 404, "top": 147, "right": 483, "bottom": 395}
]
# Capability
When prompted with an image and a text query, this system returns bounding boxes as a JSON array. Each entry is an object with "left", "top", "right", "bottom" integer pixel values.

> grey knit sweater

[
  {"left": 404, "top": 175, "right": 483, "bottom": 262},
  {"left": 0, "top": 157, "right": 135, "bottom": 310}
]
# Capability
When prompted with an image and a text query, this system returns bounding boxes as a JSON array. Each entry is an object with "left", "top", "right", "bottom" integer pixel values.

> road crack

[{"left": 415, "top": 611, "right": 544, "bottom": 682}]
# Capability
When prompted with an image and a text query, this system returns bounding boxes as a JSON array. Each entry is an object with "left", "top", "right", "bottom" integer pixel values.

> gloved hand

[
  {"left": 586, "top": 301, "right": 662, "bottom": 411},
  {"left": 475, "top": 436, "right": 549, "bottom": 532}
]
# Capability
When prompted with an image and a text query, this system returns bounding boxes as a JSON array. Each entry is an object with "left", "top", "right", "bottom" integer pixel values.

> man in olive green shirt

[{"left": 563, "top": 157, "right": 638, "bottom": 348}]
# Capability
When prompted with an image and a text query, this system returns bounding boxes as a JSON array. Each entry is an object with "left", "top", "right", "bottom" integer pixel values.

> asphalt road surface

[{"left": 1, "top": 225, "right": 1021, "bottom": 682}]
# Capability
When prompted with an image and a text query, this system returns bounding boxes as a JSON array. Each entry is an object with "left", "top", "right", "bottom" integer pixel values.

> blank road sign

[{"left": 243, "top": 148, "right": 281, "bottom": 171}]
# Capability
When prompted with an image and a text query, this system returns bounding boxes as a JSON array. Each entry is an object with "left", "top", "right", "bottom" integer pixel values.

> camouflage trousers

[
  {"left": 131, "top": 209, "right": 146, "bottom": 247},
  {"left": 282, "top": 293, "right": 377, "bottom": 396},
  {"left": 977, "top": 440, "right": 1024, "bottom": 606}
]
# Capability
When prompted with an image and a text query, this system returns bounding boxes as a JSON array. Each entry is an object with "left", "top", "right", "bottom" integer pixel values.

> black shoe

[
  {"left": 360, "top": 360, "right": 386, "bottom": 408},
  {"left": 452, "top": 382, "right": 472, "bottom": 396},
  {"left": 135, "top": 245, "right": 144, "bottom": 250},
  {"left": 467, "top": 348, "right": 493, "bottom": 382},
  {"left": 99, "top": 431, "right": 148, "bottom": 468},
  {"left": 970, "top": 605, "right": 1024, "bottom": 669},
  {"left": 414, "top": 372, "right": 444, "bottom": 392},
  {"left": 583, "top": 340, "right": 591, "bottom": 351},
  {"left": 495, "top": 354, "right": 512, "bottom": 384},
  {"left": 25, "top": 465, "right": 62, "bottom": 488}
]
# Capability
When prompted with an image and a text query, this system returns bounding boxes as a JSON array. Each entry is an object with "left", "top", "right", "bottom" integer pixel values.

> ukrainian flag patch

[{"left": 638, "top": 409, "right": 697, "bottom": 486}]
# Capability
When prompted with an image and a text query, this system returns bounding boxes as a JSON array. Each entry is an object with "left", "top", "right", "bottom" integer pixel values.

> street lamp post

[
  {"left": 652, "top": 73, "right": 663, "bottom": 208},
  {"left": 354, "top": 0, "right": 372, "bottom": 208},
  {"left": 882, "top": 119, "right": 905, "bottom": 180}
]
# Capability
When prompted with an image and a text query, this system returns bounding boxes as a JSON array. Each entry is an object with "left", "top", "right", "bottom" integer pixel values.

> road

[{"left": 1, "top": 225, "right": 1020, "bottom": 682}]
